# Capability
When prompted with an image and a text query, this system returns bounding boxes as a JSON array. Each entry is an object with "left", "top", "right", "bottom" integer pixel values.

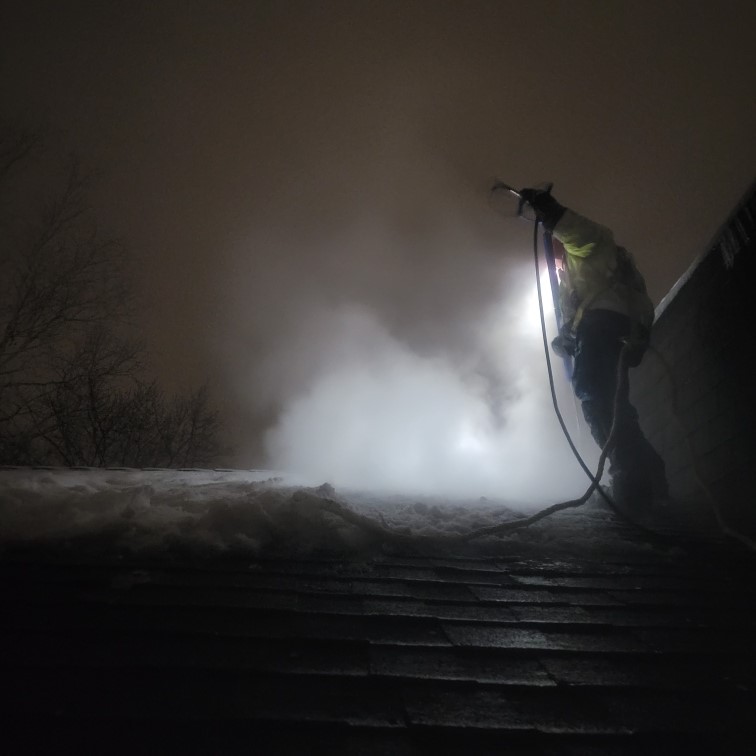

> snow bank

[{"left": 0, "top": 468, "right": 667, "bottom": 560}]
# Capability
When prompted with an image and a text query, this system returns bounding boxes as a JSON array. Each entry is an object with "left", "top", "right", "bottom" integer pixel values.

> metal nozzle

[{"left": 490, "top": 179, "right": 521, "bottom": 197}]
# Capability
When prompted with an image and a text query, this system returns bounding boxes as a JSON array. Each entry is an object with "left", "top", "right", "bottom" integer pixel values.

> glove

[
  {"left": 518, "top": 188, "right": 565, "bottom": 230},
  {"left": 551, "top": 322, "right": 576, "bottom": 358}
]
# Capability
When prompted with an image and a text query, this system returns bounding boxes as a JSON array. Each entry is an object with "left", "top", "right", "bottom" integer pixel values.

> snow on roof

[{"left": 0, "top": 468, "right": 670, "bottom": 560}]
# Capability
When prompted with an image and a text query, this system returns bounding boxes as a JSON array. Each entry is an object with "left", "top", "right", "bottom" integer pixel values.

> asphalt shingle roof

[{"left": 3, "top": 515, "right": 755, "bottom": 755}]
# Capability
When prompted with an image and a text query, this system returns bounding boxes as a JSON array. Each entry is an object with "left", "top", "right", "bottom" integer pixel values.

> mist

[
  {"left": 210, "top": 89, "right": 599, "bottom": 507},
  {"left": 246, "top": 261, "right": 598, "bottom": 507}
]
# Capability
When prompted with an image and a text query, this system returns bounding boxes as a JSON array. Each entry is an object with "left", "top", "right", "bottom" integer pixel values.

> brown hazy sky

[{"left": 3, "top": 0, "right": 756, "bottom": 465}]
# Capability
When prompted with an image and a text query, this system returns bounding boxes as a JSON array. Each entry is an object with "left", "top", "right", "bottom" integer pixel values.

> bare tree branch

[
  {"left": 0, "top": 119, "right": 40, "bottom": 180},
  {"left": 0, "top": 121, "right": 224, "bottom": 468}
]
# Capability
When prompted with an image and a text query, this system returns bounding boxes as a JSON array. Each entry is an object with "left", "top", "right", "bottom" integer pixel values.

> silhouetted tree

[
  {"left": 0, "top": 120, "right": 223, "bottom": 467},
  {"left": 29, "top": 333, "right": 221, "bottom": 467}
]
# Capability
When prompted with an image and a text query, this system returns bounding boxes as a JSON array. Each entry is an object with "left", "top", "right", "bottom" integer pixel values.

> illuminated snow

[{"left": 0, "top": 467, "right": 662, "bottom": 559}]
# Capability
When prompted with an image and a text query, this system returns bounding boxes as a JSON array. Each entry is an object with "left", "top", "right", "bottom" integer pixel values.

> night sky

[{"left": 3, "top": 1, "right": 756, "bottom": 478}]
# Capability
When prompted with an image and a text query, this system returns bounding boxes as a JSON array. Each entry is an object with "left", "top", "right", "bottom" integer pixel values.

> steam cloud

[
  {"left": 208, "top": 52, "right": 601, "bottom": 508},
  {"left": 255, "top": 267, "right": 598, "bottom": 508}
]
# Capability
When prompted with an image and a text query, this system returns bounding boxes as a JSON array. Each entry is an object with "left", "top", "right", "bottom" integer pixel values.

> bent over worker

[{"left": 519, "top": 188, "right": 668, "bottom": 509}]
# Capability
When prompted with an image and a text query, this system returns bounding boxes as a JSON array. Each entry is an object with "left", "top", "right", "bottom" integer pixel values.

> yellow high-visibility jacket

[{"left": 552, "top": 209, "right": 654, "bottom": 334}]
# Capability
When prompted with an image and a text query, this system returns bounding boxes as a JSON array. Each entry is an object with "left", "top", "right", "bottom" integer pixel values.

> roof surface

[{"left": 3, "top": 506, "right": 755, "bottom": 755}]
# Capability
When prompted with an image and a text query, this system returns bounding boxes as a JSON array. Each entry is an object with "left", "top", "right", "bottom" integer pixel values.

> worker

[{"left": 518, "top": 187, "right": 668, "bottom": 509}]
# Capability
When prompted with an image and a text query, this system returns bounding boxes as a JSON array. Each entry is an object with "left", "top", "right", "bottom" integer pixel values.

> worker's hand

[
  {"left": 551, "top": 335, "right": 576, "bottom": 359},
  {"left": 518, "top": 187, "right": 547, "bottom": 205},
  {"left": 517, "top": 187, "right": 564, "bottom": 229},
  {"left": 551, "top": 322, "right": 576, "bottom": 358},
  {"left": 517, "top": 187, "right": 553, "bottom": 215}
]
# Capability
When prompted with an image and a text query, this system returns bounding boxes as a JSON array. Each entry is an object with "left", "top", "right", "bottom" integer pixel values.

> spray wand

[{"left": 490, "top": 181, "right": 570, "bottom": 376}]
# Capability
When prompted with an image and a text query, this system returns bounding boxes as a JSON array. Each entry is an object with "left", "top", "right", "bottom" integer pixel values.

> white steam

[{"left": 264, "top": 266, "right": 598, "bottom": 506}]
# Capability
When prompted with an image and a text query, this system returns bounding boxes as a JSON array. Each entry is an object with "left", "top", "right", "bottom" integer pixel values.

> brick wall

[{"left": 630, "top": 181, "right": 756, "bottom": 535}]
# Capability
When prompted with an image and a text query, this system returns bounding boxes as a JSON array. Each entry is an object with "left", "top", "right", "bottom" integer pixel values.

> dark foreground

[{"left": 2, "top": 514, "right": 755, "bottom": 755}]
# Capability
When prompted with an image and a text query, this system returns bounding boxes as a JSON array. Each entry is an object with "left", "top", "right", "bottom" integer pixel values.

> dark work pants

[{"left": 572, "top": 309, "right": 667, "bottom": 500}]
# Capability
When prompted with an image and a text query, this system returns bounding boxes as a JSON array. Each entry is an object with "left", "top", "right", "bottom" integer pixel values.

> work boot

[
  {"left": 610, "top": 472, "right": 654, "bottom": 513},
  {"left": 610, "top": 472, "right": 685, "bottom": 532}
]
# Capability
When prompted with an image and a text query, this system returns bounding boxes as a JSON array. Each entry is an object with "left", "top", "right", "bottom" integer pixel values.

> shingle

[
  {"left": 443, "top": 625, "right": 648, "bottom": 653},
  {"left": 540, "top": 656, "right": 755, "bottom": 691},
  {"left": 364, "top": 599, "right": 518, "bottom": 622},
  {"left": 471, "top": 586, "right": 624, "bottom": 606},
  {"left": 401, "top": 686, "right": 628, "bottom": 734},
  {"left": 510, "top": 606, "right": 594, "bottom": 624},
  {"left": 371, "top": 646, "right": 555, "bottom": 685}
]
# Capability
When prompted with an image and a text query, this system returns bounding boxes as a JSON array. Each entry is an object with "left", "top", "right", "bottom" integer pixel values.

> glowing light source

[{"left": 454, "top": 423, "right": 486, "bottom": 455}]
